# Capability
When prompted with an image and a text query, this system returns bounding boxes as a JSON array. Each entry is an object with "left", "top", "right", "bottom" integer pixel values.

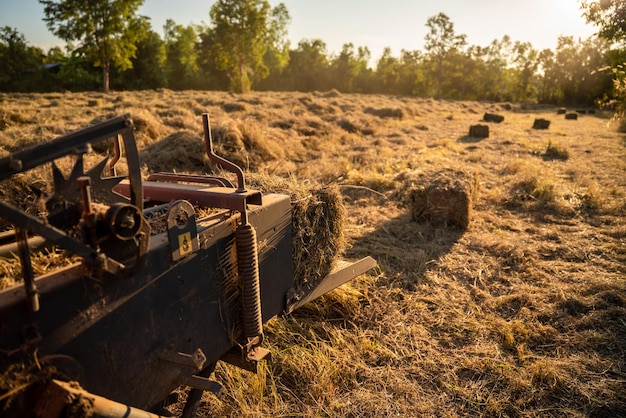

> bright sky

[{"left": 0, "top": 0, "right": 598, "bottom": 63}]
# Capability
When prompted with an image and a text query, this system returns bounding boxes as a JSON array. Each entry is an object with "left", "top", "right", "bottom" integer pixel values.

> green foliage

[
  {"left": 196, "top": 29, "right": 230, "bottom": 90},
  {"left": 582, "top": 0, "right": 626, "bottom": 42},
  {"left": 208, "top": 0, "right": 290, "bottom": 93},
  {"left": 330, "top": 43, "right": 374, "bottom": 93},
  {"left": 582, "top": 1, "right": 626, "bottom": 125},
  {"left": 39, "top": 0, "right": 148, "bottom": 92},
  {"left": 599, "top": 63, "right": 626, "bottom": 131},
  {"left": 262, "top": 3, "right": 291, "bottom": 82},
  {"left": 280, "top": 39, "right": 331, "bottom": 91},
  {"left": 53, "top": 52, "right": 100, "bottom": 91},
  {"left": 163, "top": 20, "right": 201, "bottom": 90},
  {"left": 424, "top": 12, "right": 467, "bottom": 98},
  {"left": 512, "top": 41, "right": 539, "bottom": 101},
  {"left": 0, "top": 27, "right": 46, "bottom": 92},
  {"left": 114, "top": 29, "right": 166, "bottom": 90}
]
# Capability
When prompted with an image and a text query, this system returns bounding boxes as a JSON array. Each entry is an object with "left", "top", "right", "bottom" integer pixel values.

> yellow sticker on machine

[{"left": 178, "top": 232, "right": 192, "bottom": 256}]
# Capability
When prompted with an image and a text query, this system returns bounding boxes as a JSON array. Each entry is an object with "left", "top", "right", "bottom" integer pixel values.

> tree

[
  {"left": 115, "top": 29, "right": 166, "bottom": 90},
  {"left": 582, "top": 0, "right": 626, "bottom": 43},
  {"left": 511, "top": 41, "right": 539, "bottom": 101},
  {"left": 480, "top": 35, "right": 514, "bottom": 101},
  {"left": 163, "top": 20, "right": 201, "bottom": 90},
  {"left": 423, "top": 13, "right": 467, "bottom": 98},
  {"left": 375, "top": 47, "right": 401, "bottom": 94},
  {"left": 283, "top": 39, "right": 331, "bottom": 91},
  {"left": 538, "top": 48, "right": 560, "bottom": 103},
  {"left": 552, "top": 36, "right": 611, "bottom": 105},
  {"left": 581, "top": 1, "right": 626, "bottom": 127},
  {"left": 257, "top": 3, "right": 291, "bottom": 89},
  {"left": 39, "top": 0, "right": 148, "bottom": 92},
  {"left": 330, "top": 43, "right": 373, "bottom": 93},
  {"left": 209, "top": 0, "right": 290, "bottom": 93},
  {"left": 0, "top": 27, "right": 45, "bottom": 92}
]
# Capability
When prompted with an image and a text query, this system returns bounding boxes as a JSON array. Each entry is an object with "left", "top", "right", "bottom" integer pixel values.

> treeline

[{"left": 0, "top": 1, "right": 620, "bottom": 106}]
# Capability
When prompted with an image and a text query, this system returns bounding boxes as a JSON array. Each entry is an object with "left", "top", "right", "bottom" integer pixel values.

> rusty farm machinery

[{"left": 0, "top": 113, "right": 375, "bottom": 417}]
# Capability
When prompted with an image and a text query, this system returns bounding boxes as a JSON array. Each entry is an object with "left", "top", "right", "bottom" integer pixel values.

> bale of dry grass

[
  {"left": 469, "top": 124, "right": 489, "bottom": 138},
  {"left": 483, "top": 113, "right": 504, "bottom": 123},
  {"left": 245, "top": 173, "right": 346, "bottom": 289},
  {"left": 532, "top": 118, "right": 551, "bottom": 129},
  {"left": 565, "top": 112, "right": 579, "bottom": 120},
  {"left": 400, "top": 168, "right": 478, "bottom": 229}
]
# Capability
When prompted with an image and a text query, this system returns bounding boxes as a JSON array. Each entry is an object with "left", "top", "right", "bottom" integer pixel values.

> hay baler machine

[{"left": 0, "top": 114, "right": 375, "bottom": 417}]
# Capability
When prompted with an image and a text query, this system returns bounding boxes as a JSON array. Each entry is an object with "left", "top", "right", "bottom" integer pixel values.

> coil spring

[{"left": 235, "top": 223, "right": 263, "bottom": 342}]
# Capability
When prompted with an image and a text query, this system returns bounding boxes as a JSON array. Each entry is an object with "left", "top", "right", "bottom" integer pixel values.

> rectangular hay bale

[{"left": 407, "top": 168, "right": 478, "bottom": 229}]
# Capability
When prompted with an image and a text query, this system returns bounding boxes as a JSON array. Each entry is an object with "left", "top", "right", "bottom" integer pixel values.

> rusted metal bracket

[
  {"left": 220, "top": 341, "right": 272, "bottom": 374},
  {"left": 160, "top": 348, "right": 207, "bottom": 371},
  {"left": 159, "top": 349, "right": 223, "bottom": 395},
  {"left": 166, "top": 200, "right": 199, "bottom": 262},
  {"left": 178, "top": 375, "right": 223, "bottom": 394}
]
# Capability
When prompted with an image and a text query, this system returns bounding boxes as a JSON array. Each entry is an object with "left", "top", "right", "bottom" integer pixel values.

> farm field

[{"left": 1, "top": 89, "right": 625, "bottom": 417}]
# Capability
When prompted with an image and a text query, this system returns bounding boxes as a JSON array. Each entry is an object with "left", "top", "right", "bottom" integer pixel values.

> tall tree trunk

[{"left": 102, "top": 61, "right": 110, "bottom": 93}]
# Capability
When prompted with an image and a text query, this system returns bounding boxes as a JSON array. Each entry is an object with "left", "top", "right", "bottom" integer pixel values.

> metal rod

[
  {"left": 110, "top": 134, "right": 122, "bottom": 176},
  {"left": 147, "top": 172, "right": 234, "bottom": 188},
  {"left": 47, "top": 380, "right": 166, "bottom": 418},
  {"left": 201, "top": 113, "right": 247, "bottom": 192},
  {"left": 0, "top": 235, "right": 46, "bottom": 258},
  {"left": 0, "top": 114, "right": 133, "bottom": 181},
  {"left": 15, "top": 226, "right": 39, "bottom": 312},
  {"left": 180, "top": 362, "right": 218, "bottom": 418}
]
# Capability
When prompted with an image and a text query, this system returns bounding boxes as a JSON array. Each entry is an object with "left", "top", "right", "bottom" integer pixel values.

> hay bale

[
  {"left": 565, "top": 112, "right": 578, "bottom": 120},
  {"left": 403, "top": 168, "right": 478, "bottom": 229},
  {"left": 557, "top": 108, "right": 567, "bottom": 115},
  {"left": 245, "top": 173, "right": 345, "bottom": 289},
  {"left": 483, "top": 113, "right": 504, "bottom": 123},
  {"left": 532, "top": 118, "right": 551, "bottom": 130},
  {"left": 469, "top": 124, "right": 489, "bottom": 138}
]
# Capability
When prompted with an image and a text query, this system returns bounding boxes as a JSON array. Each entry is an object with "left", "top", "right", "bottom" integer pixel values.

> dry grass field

[{"left": 1, "top": 89, "right": 625, "bottom": 417}]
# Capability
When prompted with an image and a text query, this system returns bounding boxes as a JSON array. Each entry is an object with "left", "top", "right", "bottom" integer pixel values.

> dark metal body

[
  {"left": 0, "top": 114, "right": 375, "bottom": 416},
  {"left": 0, "top": 194, "right": 292, "bottom": 409}
]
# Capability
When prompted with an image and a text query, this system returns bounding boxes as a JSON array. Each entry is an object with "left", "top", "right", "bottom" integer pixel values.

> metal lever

[{"left": 201, "top": 113, "right": 247, "bottom": 193}]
